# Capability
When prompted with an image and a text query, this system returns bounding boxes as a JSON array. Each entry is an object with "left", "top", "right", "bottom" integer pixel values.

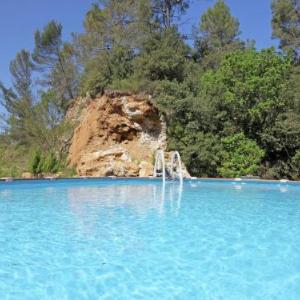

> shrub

[
  {"left": 29, "top": 149, "right": 43, "bottom": 175},
  {"left": 218, "top": 133, "right": 265, "bottom": 178},
  {"left": 291, "top": 150, "right": 300, "bottom": 179},
  {"left": 29, "top": 150, "right": 60, "bottom": 175},
  {"left": 42, "top": 153, "right": 59, "bottom": 173},
  {"left": 178, "top": 131, "right": 222, "bottom": 177}
]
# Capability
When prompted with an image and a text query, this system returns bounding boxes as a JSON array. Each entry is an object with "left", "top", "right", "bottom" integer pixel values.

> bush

[
  {"left": 218, "top": 133, "right": 265, "bottom": 178},
  {"left": 173, "top": 131, "right": 222, "bottom": 177},
  {"left": 29, "top": 150, "right": 60, "bottom": 175},
  {"left": 261, "top": 160, "right": 292, "bottom": 180},
  {"left": 29, "top": 149, "right": 43, "bottom": 175},
  {"left": 0, "top": 143, "right": 29, "bottom": 178},
  {"left": 291, "top": 150, "right": 300, "bottom": 179},
  {"left": 42, "top": 153, "right": 59, "bottom": 173}
]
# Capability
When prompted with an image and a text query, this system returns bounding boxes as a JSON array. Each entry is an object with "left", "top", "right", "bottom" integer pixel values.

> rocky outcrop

[{"left": 67, "top": 91, "right": 167, "bottom": 177}]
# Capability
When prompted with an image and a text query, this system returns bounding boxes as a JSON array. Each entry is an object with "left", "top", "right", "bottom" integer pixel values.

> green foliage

[
  {"left": 292, "top": 150, "right": 300, "bottom": 176},
  {"left": 195, "top": 0, "right": 244, "bottom": 70},
  {"left": 199, "top": 0, "right": 240, "bottom": 50},
  {"left": 289, "top": 65, "right": 300, "bottom": 113},
  {"left": 0, "top": 143, "right": 27, "bottom": 178},
  {"left": 198, "top": 49, "right": 291, "bottom": 137},
  {"left": 218, "top": 133, "right": 265, "bottom": 178},
  {"left": 79, "top": 52, "right": 112, "bottom": 97},
  {"left": 0, "top": 50, "right": 35, "bottom": 146},
  {"left": 33, "top": 21, "right": 78, "bottom": 103},
  {"left": 42, "top": 153, "right": 59, "bottom": 173},
  {"left": 29, "top": 149, "right": 43, "bottom": 175},
  {"left": 151, "top": 0, "right": 190, "bottom": 29},
  {"left": 29, "top": 150, "right": 60, "bottom": 175},
  {"left": 82, "top": 1, "right": 148, "bottom": 51},
  {"left": 154, "top": 79, "right": 194, "bottom": 121},
  {"left": 9, "top": 50, "right": 33, "bottom": 102},
  {"left": 33, "top": 21, "right": 63, "bottom": 66},
  {"left": 271, "top": 0, "right": 300, "bottom": 60},
  {"left": 1, "top": 0, "right": 300, "bottom": 180},
  {"left": 135, "top": 29, "right": 189, "bottom": 83},
  {"left": 260, "top": 111, "right": 300, "bottom": 160},
  {"left": 80, "top": 45, "right": 134, "bottom": 96},
  {"left": 170, "top": 129, "right": 222, "bottom": 177}
]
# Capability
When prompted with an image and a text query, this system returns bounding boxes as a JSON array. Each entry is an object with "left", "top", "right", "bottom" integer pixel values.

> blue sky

[{"left": 0, "top": 0, "right": 277, "bottom": 87}]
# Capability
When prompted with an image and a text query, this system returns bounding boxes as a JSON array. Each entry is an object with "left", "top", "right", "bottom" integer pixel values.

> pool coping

[{"left": 1, "top": 176, "right": 300, "bottom": 185}]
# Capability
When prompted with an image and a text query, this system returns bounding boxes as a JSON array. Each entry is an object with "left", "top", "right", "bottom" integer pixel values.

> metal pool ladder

[
  {"left": 153, "top": 150, "right": 183, "bottom": 183},
  {"left": 170, "top": 151, "right": 183, "bottom": 183},
  {"left": 153, "top": 150, "right": 166, "bottom": 182}
]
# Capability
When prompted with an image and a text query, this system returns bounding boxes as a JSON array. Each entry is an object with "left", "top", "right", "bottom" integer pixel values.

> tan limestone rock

[
  {"left": 68, "top": 92, "right": 166, "bottom": 177},
  {"left": 139, "top": 161, "right": 154, "bottom": 177},
  {"left": 21, "top": 172, "right": 34, "bottom": 179}
]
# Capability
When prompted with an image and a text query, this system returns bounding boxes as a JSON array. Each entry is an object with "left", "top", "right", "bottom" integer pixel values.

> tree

[
  {"left": 195, "top": 0, "right": 242, "bottom": 69},
  {"left": 198, "top": 0, "right": 240, "bottom": 51},
  {"left": 134, "top": 28, "right": 189, "bottom": 84},
  {"left": 151, "top": 0, "right": 190, "bottom": 29},
  {"left": 197, "top": 49, "right": 291, "bottom": 137},
  {"left": 291, "top": 149, "right": 300, "bottom": 178},
  {"left": 31, "top": 90, "right": 73, "bottom": 153},
  {"left": 10, "top": 50, "right": 33, "bottom": 103},
  {"left": 218, "top": 133, "right": 265, "bottom": 178},
  {"left": 260, "top": 111, "right": 300, "bottom": 162},
  {"left": 75, "top": 1, "right": 151, "bottom": 95},
  {"left": 75, "top": 0, "right": 151, "bottom": 63},
  {"left": 79, "top": 45, "right": 134, "bottom": 96},
  {"left": 0, "top": 50, "right": 35, "bottom": 144},
  {"left": 172, "top": 130, "right": 222, "bottom": 177},
  {"left": 271, "top": 0, "right": 300, "bottom": 60},
  {"left": 33, "top": 21, "right": 78, "bottom": 102}
]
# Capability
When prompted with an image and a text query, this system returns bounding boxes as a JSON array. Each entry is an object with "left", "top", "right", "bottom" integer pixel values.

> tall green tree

[
  {"left": 135, "top": 28, "right": 189, "bottom": 84},
  {"left": 195, "top": 0, "right": 242, "bottom": 69},
  {"left": 33, "top": 21, "right": 78, "bottom": 102},
  {"left": 197, "top": 49, "right": 291, "bottom": 137},
  {"left": 0, "top": 50, "right": 35, "bottom": 144},
  {"left": 151, "top": 0, "right": 190, "bottom": 29},
  {"left": 198, "top": 0, "right": 240, "bottom": 50},
  {"left": 271, "top": 0, "right": 300, "bottom": 60},
  {"left": 10, "top": 50, "right": 33, "bottom": 103},
  {"left": 75, "top": 0, "right": 151, "bottom": 62},
  {"left": 75, "top": 1, "right": 151, "bottom": 95}
]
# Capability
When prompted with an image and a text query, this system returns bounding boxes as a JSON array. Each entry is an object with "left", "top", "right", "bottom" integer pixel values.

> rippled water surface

[{"left": 0, "top": 178, "right": 300, "bottom": 299}]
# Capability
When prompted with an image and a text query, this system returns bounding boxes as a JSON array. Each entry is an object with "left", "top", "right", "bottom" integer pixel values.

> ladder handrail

[
  {"left": 153, "top": 150, "right": 166, "bottom": 182},
  {"left": 170, "top": 151, "right": 183, "bottom": 183}
]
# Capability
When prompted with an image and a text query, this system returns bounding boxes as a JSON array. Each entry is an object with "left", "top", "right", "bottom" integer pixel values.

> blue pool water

[{"left": 0, "top": 178, "right": 300, "bottom": 300}]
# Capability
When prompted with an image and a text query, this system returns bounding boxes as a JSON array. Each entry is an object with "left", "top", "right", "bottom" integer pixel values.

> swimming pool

[{"left": 0, "top": 178, "right": 299, "bottom": 299}]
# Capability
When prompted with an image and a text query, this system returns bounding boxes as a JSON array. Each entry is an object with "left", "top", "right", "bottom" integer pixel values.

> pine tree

[
  {"left": 33, "top": 21, "right": 78, "bottom": 101},
  {"left": 198, "top": 0, "right": 240, "bottom": 50},
  {"left": 271, "top": 0, "right": 300, "bottom": 60},
  {"left": 0, "top": 50, "right": 35, "bottom": 143},
  {"left": 151, "top": 0, "right": 190, "bottom": 29}
]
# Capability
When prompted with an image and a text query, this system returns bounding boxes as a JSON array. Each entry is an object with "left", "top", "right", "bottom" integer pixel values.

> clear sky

[{"left": 0, "top": 0, "right": 277, "bottom": 88}]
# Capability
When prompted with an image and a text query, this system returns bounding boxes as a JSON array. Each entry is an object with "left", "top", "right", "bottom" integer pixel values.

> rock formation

[{"left": 67, "top": 91, "right": 167, "bottom": 177}]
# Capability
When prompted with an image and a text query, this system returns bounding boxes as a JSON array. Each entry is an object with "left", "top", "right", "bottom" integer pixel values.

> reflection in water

[
  {"left": 169, "top": 181, "right": 183, "bottom": 216},
  {"left": 279, "top": 185, "right": 288, "bottom": 193},
  {"left": 0, "top": 190, "right": 12, "bottom": 197},
  {"left": 233, "top": 184, "right": 242, "bottom": 190},
  {"left": 67, "top": 181, "right": 183, "bottom": 230}
]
